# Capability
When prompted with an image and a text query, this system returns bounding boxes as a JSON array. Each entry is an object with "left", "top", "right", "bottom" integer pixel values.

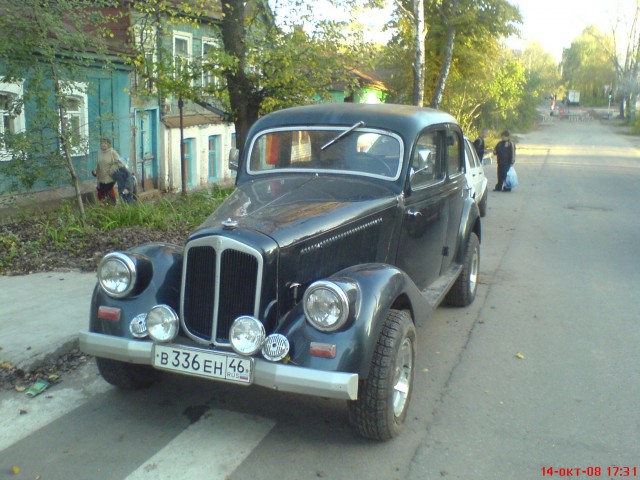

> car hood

[{"left": 195, "top": 175, "right": 399, "bottom": 247}]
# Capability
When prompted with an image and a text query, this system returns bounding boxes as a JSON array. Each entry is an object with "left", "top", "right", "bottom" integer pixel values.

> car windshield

[{"left": 247, "top": 127, "right": 402, "bottom": 180}]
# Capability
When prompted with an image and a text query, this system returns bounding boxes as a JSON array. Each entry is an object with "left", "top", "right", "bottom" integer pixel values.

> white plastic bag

[{"left": 505, "top": 166, "right": 518, "bottom": 188}]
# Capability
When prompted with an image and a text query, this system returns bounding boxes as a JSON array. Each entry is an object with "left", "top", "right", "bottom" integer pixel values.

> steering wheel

[{"left": 350, "top": 152, "right": 394, "bottom": 176}]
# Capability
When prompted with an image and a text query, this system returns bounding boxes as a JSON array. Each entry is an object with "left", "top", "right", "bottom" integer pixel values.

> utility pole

[{"left": 179, "top": 96, "right": 187, "bottom": 195}]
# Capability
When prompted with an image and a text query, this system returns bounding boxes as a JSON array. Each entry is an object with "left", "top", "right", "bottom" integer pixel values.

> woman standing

[{"left": 93, "top": 138, "right": 126, "bottom": 204}]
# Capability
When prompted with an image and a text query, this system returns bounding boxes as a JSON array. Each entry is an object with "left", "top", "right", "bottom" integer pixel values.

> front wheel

[
  {"left": 446, "top": 232, "right": 480, "bottom": 307},
  {"left": 347, "top": 310, "right": 416, "bottom": 441},
  {"left": 478, "top": 189, "right": 488, "bottom": 217},
  {"left": 96, "top": 357, "right": 159, "bottom": 390}
]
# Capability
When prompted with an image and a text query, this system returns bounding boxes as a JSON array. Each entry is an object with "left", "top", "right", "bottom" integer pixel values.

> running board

[{"left": 421, "top": 264, "right": 463, "bottom": 309}]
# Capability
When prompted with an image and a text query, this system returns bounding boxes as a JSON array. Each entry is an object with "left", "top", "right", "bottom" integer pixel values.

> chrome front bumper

[{"left": 79, "top": 331, "right": 359, "bottom": 400}]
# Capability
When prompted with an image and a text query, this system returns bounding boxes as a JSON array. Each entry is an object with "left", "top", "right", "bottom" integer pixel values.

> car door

[
  {"left": 442, "top": 128, "right": 467, "bottom": 273},
  {"left": 464, "top": 138, "right": 484, "bottom": 200},
  {"left": 396, "top": 128, "right": 449, "bottom": 291}
]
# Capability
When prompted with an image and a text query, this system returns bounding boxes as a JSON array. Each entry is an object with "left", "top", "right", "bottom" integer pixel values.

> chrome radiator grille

[{"left": 181, "top": 236, "right": 262, "bottom": 345}]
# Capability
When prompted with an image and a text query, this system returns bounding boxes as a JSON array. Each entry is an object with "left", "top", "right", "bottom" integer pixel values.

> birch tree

[{"left": 0, "top": 0, "right": 115, "bottom": 218}]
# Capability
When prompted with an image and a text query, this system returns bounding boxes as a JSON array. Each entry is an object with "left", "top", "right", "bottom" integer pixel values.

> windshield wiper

[{"left": 321, "top": 121, "right": 365, "bottom": 151}]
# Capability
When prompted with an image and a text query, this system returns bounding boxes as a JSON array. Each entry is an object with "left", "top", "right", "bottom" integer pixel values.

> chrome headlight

[
  {"left": 147, "top": 305, "right": 179, "bottom": 343},
  {"left": 230, "top": 316, "right": 266, "bottom": 356},
  {"left": 98, "top": 252, "right": 136, "bottom": 298},
  {"left": 303, "top": 280, "right": 349, "bottom": 332}
]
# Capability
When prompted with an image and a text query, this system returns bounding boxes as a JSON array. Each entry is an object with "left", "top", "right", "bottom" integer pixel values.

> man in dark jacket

[
  {"left": 493, "top": 130, "right": 515, "bottom": 191},
  {"left": 473, "top": 129, "right": 488, "bottom": 159}
]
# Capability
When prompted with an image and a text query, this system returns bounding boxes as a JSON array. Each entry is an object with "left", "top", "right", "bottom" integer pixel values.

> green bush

[{"left": 1, "top": 186, "right": 234, "bottom": 264}]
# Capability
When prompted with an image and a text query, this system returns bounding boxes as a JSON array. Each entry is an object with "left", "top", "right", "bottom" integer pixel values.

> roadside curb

[
  {"left": 0, "top": 270, "right": 96, "bottom": 375},
  {"left": 16, "top": 336, "right": 80, "bottom": 372}
]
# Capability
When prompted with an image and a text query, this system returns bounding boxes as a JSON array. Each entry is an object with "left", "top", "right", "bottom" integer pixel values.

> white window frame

[
  {"left": 59, "top": 83, "right": 89, "bottom": 157},
  {"left": 173, "top": 31, "right": 193, "bottom": 82},
  {"left": 202, "top": 36, "right": 222, "bottom": 90},
  {"left": 133, "top": 23, "right": 158, "bottom": 92},
  {"left": 0, "top": 80, "right": 26, "bottom": 161}
]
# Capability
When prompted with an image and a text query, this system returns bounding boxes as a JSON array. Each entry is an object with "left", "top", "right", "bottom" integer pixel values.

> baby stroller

[{"left": 112, "top": 167, "right": 138, "bottom": 204}]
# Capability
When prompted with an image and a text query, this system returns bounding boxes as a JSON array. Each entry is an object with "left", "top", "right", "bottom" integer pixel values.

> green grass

[
  {"left": 0, "top": 186, "right": 234, "bottom": 268},
  {"left": 85, "top": 186, "right": 232, "bottom": 232}
]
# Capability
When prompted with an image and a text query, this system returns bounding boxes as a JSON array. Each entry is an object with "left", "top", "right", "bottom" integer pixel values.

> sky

[
  {"left": 285, "top": 0, "right": 639, "bottom": 63},
  {"left": 508, "top": 0, "right": 638, "bottom": 61}
]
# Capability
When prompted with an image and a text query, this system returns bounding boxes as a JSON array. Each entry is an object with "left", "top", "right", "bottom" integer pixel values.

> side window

[
  {"left": 60, "top": 83, "right": 88, "bottom": 156},
  {"left": 463, "top": 141, "right": 475, "bottom": 171},
  {"left": 447, "top": 131, "right": 463, "bottom": 176},
  {"left": 132, "top": 24, "right": 157, "bottom": 92},
  {"left": 410, "top": 130, "right": 444, "bottom": 189},
  {"left": 202, "top": 37, "right": 223, "bottom": 90},
  {"left": 0, "top": 81, "right": 25, "bottom": 160},
  {"left": 173, "top": 31, "right": 193, "bottom": 82}
]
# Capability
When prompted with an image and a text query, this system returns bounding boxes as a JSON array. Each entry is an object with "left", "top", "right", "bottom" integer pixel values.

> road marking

[
  {"left": 125, "top": 410, "right": 275, "bottom": 479},
  {"left": 0, "top": 377, "right": 110, "bottom": 452}
]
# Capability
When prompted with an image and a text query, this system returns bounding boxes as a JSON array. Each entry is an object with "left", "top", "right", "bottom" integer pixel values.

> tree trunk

[
  {"left": 412, "top": 0, "right": 426, "bottom": 106},
  {"left": 430, "top": 24, "right": 456, "bottom": 109},
  {"left": 220, "top": 0, "right": 259, "bottom": 155},
  {"left": 51, "top": 63, "right": 86, "bottom": 221}
]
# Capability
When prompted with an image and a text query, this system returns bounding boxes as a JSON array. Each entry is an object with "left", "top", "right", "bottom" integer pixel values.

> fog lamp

[
  {"left": 230, "top": 316, "right": 265, "bottom": 356},
  {"left": 147, "top": 305, "right": 179, "bottom": 343},
  {"left": 262, "top": 334, "right": 290, "bottom": 362},
  {"left": 129, "top": 313, "right": 148, "bottom": 339}
]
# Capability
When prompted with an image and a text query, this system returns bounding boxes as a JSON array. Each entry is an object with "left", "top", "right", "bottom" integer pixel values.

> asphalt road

[
  {"left": 0, "top": 114, "right": 638, "bottom": 479},
  {"left": 408, "top": 114, "right": 640, "bottom": 479}
]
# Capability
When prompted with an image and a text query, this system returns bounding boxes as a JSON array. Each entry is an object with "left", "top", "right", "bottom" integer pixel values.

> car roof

[{"left": 246, "top": 103, "right": 459, "bottom": 144}]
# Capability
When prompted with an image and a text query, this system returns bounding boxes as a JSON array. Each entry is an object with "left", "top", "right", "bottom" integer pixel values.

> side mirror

[{"left": 228, "top": 148, "right": 239, "bottom": 171}]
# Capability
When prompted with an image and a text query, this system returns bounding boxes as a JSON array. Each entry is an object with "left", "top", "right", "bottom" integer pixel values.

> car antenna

[{"left": 321, "top": 121, "right": 365, "bottom": 151}]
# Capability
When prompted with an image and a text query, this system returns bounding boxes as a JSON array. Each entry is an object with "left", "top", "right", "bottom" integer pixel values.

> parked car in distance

[
  {"left": 464, "top": 136, "right": 488, "bottom": 217},
  {"left": 80, "top": 103, "right": 481, "bottom": 441}
]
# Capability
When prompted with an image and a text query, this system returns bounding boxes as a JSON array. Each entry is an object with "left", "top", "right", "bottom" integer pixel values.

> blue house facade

[
  {"left": 126, "top": 6, "right": 236, "bottom": 194},
  {"left": 0, "top": 62, "right": 132, "bottom": 203}
]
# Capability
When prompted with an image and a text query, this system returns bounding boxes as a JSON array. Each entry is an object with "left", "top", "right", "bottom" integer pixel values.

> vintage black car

[{"left": 80, "top": 103, "right": 481, "bottom": 441}]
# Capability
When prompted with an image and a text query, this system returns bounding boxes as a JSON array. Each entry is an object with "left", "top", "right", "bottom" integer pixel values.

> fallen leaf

[
  {"left": 19, "top": 409, "right": 28, "bottom": 415},
  {"left": 515, "top": 353, "right": 525, "bottom": 359},
  {"left": 14, "top": 385, "right": 26, "bottom": 393},
  {"left": 12, "top": 465, "right": 20, "bottom": 474}
]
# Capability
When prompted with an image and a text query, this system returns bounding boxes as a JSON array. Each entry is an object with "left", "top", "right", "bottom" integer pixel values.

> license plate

[{"left": 153, "top": 344, "right": 253, "bottom": 385}]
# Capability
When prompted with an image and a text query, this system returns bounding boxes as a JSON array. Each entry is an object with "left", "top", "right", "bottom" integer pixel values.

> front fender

[
  {"left": 277, "top": 263, "right": 430, "bottom": 378},
  {"left": 90, "top": 243, "right": 183, "bottom": 338}
]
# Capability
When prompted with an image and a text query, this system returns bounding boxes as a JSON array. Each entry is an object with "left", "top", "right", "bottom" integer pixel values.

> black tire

[
  {"left": 478, "top": 189, "right": 488, "bottom": 217},
  {"left": 96, "top": 357, "right": 159, "bottom": 390},
  {"left": 347, "top": 310, "right": 416, "bottom": 441},
  {"left": 446, "top": 232, "right": 480, "bottom": 307}
]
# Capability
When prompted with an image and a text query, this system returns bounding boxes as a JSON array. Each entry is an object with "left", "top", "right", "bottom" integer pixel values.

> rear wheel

[
  {"left": 348, "top": 310, "right": 416, "bottom": 441},
  {"left": 96, "top": 357, "right": 158, "bottom": 390},
  {"left": 446, "top": 232, "right": 480, "bottom": 307}
]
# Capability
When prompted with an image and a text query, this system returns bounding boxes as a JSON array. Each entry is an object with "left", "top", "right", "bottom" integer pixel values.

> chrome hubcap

[
  {"left": 469, "top": 247, "right": 479, "bottom": 295},
  {"left": 392, "top": 337, "right": 413, "bottom": 417}
]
